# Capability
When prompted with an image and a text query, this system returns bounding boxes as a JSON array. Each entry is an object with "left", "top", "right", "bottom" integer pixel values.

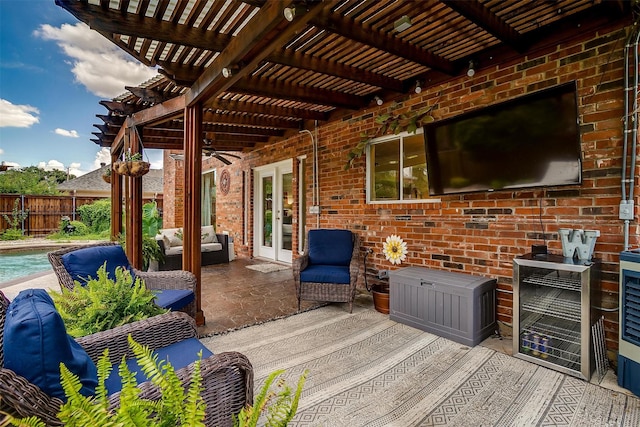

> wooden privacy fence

[{"left": 0, "top": 194, "right": 163, "bottom": 237}]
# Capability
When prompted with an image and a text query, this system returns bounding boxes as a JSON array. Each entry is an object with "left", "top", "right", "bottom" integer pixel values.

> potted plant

[
  {"left": 113, "top": 151, "right": 150, "bottom": 177},
  {"left": 366, "top": 235, "right": 408, "bottom": 314}
]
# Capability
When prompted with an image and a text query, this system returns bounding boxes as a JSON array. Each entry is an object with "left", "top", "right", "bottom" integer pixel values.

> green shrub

[
  {"left": 50, "top": 264, "right": 166, "bottom": 337},
  {"left": 69, "top": 220, "right": 89, "bottom": 235},
  {"left": 77, "top": 199, "right": 111, "bottom": 233},
  {"left": 1, "top": 198, "right": 29, "bottom": 240},
  {"left": 0, "top": 228, "right": 27, "bottom": 241}
]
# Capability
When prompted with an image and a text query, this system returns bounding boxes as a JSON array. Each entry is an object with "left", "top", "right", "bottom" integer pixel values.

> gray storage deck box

[{"left": 389, "top": 267, "right": 497, "bottom": 346}]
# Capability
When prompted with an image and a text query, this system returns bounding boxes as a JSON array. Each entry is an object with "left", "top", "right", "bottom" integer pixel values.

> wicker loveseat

[
  {"left": 0, "top": 289, "right": 253, "bottom": 426},
  {"left": 156, "top": 225, "right": 230, "bottom": 270},
  {"left": 48, "top": 242, "right": 197, "bottom": 318}
]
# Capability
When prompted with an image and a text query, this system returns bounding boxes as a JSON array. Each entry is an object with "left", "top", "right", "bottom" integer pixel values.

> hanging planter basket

[
  {"left": 113, "top": 160, "right": 150, "bottom": 177},
  {"left": 114, "top": 127, "right": 151, "bottom": 177},
  {"left": 102, "top": 173, "right": 111, "bottom": 183}
]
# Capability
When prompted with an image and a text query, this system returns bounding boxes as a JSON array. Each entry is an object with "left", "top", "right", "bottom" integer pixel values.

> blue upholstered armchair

[
  {"left": 293, "top": 229, "right": 360, "bottom": 313},
  {"left": 48, "top": 242, "right": 197, "bottom": 318}
]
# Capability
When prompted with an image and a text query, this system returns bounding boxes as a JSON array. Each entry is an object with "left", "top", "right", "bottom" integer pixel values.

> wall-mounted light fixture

[
  {"left": 284, "top": 5, "right": 307, "bottom": 22},
  {"left": 414, "top": 80, "right": 422, "bottom": 94},
  {"left": 467, "top": 60, "right": 476, "bottom": 77},
  {"left": 374, "top": 96, "right": 384, "bottom": 106},
  {"left": 394, "top": 15, "right": 412, "bottom": 32}
]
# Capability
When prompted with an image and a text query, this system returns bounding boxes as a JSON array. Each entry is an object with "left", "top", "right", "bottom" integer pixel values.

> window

[{"left": 367, "top": 131, "right": 430, "bottom": 202}]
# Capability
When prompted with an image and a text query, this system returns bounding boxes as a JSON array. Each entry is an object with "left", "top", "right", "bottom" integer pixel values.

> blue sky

[{"left": 0, "top": 0, "right": 163, "bottom": 176}]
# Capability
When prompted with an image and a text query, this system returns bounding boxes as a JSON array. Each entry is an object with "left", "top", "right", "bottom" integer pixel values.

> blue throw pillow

[
  {"left": 61, "top": 245, "right": 135, "bottom": 285},
  {"left": 3, "top": 289, "right": 98, "bottom": 401},
  {"left": 308, "top": 229, "right": 353, "bottom": 266}
]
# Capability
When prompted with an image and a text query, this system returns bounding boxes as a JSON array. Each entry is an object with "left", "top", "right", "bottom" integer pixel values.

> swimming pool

[{"left": 0, "top": 250, "right": 53, "bottom": 284}]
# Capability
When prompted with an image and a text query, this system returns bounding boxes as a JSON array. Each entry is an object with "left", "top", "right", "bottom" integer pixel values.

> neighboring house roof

[{"left": 57, "top": 165, "right": 163, "bottom": 195}]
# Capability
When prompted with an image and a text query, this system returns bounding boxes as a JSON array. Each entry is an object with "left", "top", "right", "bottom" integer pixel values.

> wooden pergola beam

[{"left": 54, "top": 0, "right": 233, "bottom": 64}]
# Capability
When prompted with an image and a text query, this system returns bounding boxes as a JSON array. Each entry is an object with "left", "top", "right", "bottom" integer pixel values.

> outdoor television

[{"left": 424, "top": 82, "right": 582, "bottom": 196}]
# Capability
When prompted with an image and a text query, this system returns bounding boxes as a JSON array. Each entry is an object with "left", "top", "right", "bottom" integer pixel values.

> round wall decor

[{"left": 220, "top": 169, "right": 231, "bottom": 195}]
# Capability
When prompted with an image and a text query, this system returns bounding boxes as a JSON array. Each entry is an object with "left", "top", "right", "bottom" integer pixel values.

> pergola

[{"left": 56, "top": 0, "right": 631, "bottom": 325}]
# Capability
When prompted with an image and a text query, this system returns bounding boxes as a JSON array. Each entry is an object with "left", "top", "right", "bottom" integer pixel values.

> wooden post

[
  {"left": 184, "top": 103, "right": 204, "bottom": 325},
  {"left": 122, "top": 125, "right": 144, "bottom": 269},
  {"left": 124, "top": 127, "right": 133, "bottom": 258},
  {"left": 110, "top": 151, "right": 123, "bottom": 241},
  {"left": 130, "top": 126, "right": 144, "bottom": 269}
]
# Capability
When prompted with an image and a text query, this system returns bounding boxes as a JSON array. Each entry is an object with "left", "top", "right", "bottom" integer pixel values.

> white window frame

[{"left": 366, "top": 129, "right": 439, "bottom": 204}]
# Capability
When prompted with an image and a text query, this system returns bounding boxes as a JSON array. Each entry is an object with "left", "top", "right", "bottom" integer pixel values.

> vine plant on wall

[{"left": 344, "top": 91, "right": 441, "bottom": 170}]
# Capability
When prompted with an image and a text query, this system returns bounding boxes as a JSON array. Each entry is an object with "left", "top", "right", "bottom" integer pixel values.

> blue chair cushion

[
  {"left": 61, "top": 245, "right": 135, "bottom": 285},
  {"left": 153, "top": 289, "right": 195, "bottom": 311},
  {"left": 104, "top": 337, "right": 213, "bottom": 395},
  {"left": 300, "top": 264, "right": 351, "bottom": 284},
  {"left": 3, "top": 289, "right": 98, "bottom": 401},
  {"left": 307, "top": 229, "right": 353, "bottom": 266}
]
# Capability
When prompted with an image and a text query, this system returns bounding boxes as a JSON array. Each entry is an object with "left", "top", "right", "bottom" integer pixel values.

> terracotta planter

[{"left": 371, "top": 284, "right": 389, "bottom": 314}]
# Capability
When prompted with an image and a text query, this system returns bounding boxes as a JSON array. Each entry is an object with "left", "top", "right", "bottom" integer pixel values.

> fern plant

[
  {"left": 50, "top": 264, "right": 166, "bottom": 337},
  {"left": 6, "top": 336, "right": 205, "bottom": 427},
  {"left": 234, "top": 369, "right": 308, "bottom": 427}
]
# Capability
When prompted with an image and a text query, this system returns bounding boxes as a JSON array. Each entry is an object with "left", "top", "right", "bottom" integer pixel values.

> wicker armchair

[
  {"left": 48, "top": 242, "right": 197, "bottom": 318},
  {"left": 0, "top": 290, "right": 253, "bottom": 427},
  {"left": 293, "top": 229, "right": 360, "bottom": 313}
]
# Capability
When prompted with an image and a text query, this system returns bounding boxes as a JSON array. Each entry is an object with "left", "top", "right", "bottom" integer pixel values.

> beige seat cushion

[
  {"left": 202, "top": 243, "right": 223, "bottom": 252},
  {"left": 158, "top": 227, "right": 220, "bottom": 255}
]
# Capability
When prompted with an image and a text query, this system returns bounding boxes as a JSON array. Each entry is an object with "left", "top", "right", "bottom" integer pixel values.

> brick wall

[
  {"left": 168, "top": 23, "right": 639, "bottom": 360},
  {"left": 162, "top": 151, "right": 184, "bottom": 228}
]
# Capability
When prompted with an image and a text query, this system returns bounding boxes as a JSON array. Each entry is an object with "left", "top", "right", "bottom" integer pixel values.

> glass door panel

[
  {"left": 262, "top": 175, "right": 273, "bottom": 248},
  {"left": 254, "top": 160, "right": 292, "bottom": 263},
  {"left": 281, "top": 172, "right": 293, "bottom": 252}
]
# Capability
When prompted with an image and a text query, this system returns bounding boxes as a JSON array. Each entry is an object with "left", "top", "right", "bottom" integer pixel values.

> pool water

[{"left": 0, "top": 251, "right": 52, "bottom": 283}]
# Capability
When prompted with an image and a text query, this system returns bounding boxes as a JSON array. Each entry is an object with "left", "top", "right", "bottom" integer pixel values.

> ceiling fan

[{"left": 202, "top": 139, "right": 241, "bottom": 165}]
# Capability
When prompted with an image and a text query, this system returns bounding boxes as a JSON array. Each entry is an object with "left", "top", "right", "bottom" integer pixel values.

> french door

[{"left": 254, "top": 160, "right": 293, "bottom": 263}]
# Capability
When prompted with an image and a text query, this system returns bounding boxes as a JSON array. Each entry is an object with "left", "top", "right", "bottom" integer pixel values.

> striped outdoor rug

[{"left": 201, "top": 305, "right": 640, "bottom": 426}]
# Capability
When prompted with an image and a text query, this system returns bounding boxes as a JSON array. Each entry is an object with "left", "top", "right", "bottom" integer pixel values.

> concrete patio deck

[{"left": 1, "top": 240, "right": 637, "bottom": 415}]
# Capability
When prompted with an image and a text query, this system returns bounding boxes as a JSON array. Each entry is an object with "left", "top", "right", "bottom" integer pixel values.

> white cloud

[
  {"left": 54, "top": 128, "right": 79, "bottom": 138},
  {"left": 146, "top": 149, "right": 164, "bottom": 169},
  {"left": 68, "top": 162, "right": 85, "bottom": 177},
  {"left": 37, "top": 159, "right": 66, "bottom": 172},
  {"left": 0, "top": 99, "right": 40, "bottom": 128},
  {"left": 35, "top": 23, "right": 157, "bottom": 99},
  {"left": 93, "top": 147, "right": 112, "bottom": 170},
  {"left": 35, "top": 160, "right": 88, "bottom": 177}
]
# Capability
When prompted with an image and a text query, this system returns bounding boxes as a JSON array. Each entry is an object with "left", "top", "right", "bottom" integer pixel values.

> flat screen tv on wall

[{"left": 424, "top": 82, "right": 582, "bottom": 196}]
